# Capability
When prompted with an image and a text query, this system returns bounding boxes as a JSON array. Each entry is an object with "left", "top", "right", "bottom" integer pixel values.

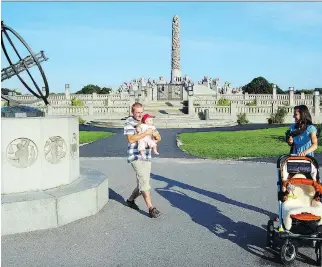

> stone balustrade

[
  {"left": 193, "top": 102, "right": 320, "bottom": 124},
  {"left": 1, "top": 90, "right": 320, "bottom": 124},
  {"left": 41, "top": 105, "right": 130, "bottom": 120}
]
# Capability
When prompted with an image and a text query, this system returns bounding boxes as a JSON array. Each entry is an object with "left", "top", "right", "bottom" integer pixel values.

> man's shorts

[{"left": 131, "top": 160, "right": 152, "bottom": 192}]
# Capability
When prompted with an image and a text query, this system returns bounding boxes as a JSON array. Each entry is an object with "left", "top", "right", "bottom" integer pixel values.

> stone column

[
  {"left": 152, "top": 85, "right": 158, "bottom": 101},
  {"left": 272, "top": 102, "right": 278, "bottom": 113},
  {"left": 87, "top": 102, "right": 94, "bottom": 117},
  {"left": 244, "top": 92, "right": 249, "bottom": 100},
  {"left": 314, "top": 90, "right": 320, "bottom": 122},
  {"left": 188, "top": 95, "right": 195, "bottom": 116},
  {"left": 146, "top": 86, "right": 152, "bottom": 101},
  {"left": 272, "top": 84, "right": 277, "bottom": 100},
  {"left": 171, "top": 15, "right": 182, "bottom": 84},
  {"left": 230, "top": 102, "right": 237, "bottom": 121},
  {"left": 301, "top": 92, "right": 305, "bottom": 100},
  {"left": 47, "top": 105, "right": 53, "bottom": 115},
  {"left": 92, "top": 92, "right": 97, "bottom": 100},
  {"left": 289, "top": 87, "right": 294, "bottom": 106},
  {"left": 65, "top": 85, "right": 70, "bottom": 100},
  {"left": 105, "top": 96, "right": 110, "bottom": 106}
]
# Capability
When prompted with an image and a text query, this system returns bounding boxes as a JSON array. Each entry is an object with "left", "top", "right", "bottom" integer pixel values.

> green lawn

[
  {"left": 178, "top": 127, "right": 322, "bottom": 159},
  {"left": 79, "top": 131, "right": 114, "bottom": 144}
]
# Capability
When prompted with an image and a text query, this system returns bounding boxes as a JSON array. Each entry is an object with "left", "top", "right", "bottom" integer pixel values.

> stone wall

[{"left": 2, "top": 90, "right": 321, "bottom": 124}]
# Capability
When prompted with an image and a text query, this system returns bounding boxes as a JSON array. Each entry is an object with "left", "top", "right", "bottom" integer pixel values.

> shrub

[
  {"left": 237, "top": 113, "right": 249, "bottom": 125},
  {"left": 268, "top": 106, "right": 288, "bottom": 124},
  {"left": 71, "top": 97, "right": 84, "bottom": 106},
  {"left": 78, "top": 117, "right": 85, "bottom": 124},
  {"left": 217, "top": 98, "right": 230, "bottom": 106},
  {"left": 246, "top": 99, "right": 257, "bottom": 106}
]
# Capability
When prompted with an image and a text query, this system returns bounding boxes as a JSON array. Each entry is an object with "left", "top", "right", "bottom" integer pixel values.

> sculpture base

[
  {"left": 1, "top": 116, "right": 80, "bottom": 194},
  {"left": 2, "top": 167, "right": 109, "bottom": 236},
  {"left": 1, "top": 105, "right": 45, "bottom": 118}
]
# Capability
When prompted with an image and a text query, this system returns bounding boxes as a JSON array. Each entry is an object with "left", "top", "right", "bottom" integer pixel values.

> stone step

[
  {"left": 86, "top": 119, "right": 237, "bottom": 129},
  {"left": 2, "top": 168, "right": 109, "bottom": 235}
]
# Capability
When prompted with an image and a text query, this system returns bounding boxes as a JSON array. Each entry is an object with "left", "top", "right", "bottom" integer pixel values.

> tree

[
  {"left": 100, "top": 87, "right": 112, "bottom": 94},
  {"left": 75, "top": 84, "right": 112, "bottom": 94},
  {"left": 293, "top": 89, "right": 314, "bottom": 95},
  {"left": 71, "top": 97, "right": 84, "bottom": 106},
  {"left": 315, "top": 88, "right": 322, "bottom": 94},
  {"left": 1, "top": 88, "right": 22, "bottom": 95},
  {"left": 242, "top": 77, "right": 284, "bottom": 94}
]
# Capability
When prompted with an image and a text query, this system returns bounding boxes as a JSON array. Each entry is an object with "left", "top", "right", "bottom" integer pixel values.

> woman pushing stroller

[{"left": 286, "top": 104, "right": 319, "bottom": 157}]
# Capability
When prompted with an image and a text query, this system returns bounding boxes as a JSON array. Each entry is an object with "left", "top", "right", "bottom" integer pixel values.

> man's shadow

[
  {"left": 151, "top": 173, "right": 275, "bottom": 218},
  {"left": 108, "top": 188, "right": 149, "bottom": 217},
  {"left": 151, "top": 173, "right": 316, "bottom": 265}
]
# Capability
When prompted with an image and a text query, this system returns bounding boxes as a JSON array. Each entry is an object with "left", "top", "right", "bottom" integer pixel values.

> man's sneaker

[
  {"left": 149, "top": 207, "right": 161, "bottom": 218},
  {"left": 126, "top": 200, "right": 139, "bottom": 210}
]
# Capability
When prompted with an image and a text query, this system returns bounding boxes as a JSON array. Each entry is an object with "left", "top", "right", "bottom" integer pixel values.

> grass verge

[
  {"left": 79, "top": 131, "right": 114, "bottom": 144},
  {"left": 178, "top": 127, "right": 322, "bottom": 159}
]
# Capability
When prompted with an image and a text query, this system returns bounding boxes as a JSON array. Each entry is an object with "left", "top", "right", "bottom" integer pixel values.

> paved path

[
  {"left": 79, "top": 124, "right": 321, "bottom": 163},
  {"left": 2, "top": 158, "right": 319, "bottom": 267}
]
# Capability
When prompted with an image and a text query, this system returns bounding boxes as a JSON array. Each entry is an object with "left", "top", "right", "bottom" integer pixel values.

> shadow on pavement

[
  {"left": 151, "top": 173, "right": 275, "bottom": 218},
  {"left": 108, "top": 188, "right": 149, "bottom": 217},
  {"left": 152, "top": 173, "right": 317, "bottom": 266}
]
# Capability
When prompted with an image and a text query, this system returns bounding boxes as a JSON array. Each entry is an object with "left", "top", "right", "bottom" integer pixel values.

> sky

[{"left": 1, "top": 2, "right": 322, "bottom": 94}]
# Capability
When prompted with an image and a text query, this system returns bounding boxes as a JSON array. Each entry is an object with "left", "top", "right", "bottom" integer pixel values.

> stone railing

[
  {"left": 192, "top": 103, "right": 321, "bottom": 124},
  {"left": 42, "top": 105, "right": 130, "bottom": 119}
]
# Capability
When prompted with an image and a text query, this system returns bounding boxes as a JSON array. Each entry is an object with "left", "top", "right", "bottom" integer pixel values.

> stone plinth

[
  {"left": 2, "top": 167, "right": 109, "bottom": 236},
  {"left": 1, "top": 116, "right": 80, "bottom": 194}
]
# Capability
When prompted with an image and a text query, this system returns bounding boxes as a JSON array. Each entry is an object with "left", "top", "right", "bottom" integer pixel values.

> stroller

[{"left": 267, "top": 154, "right": 322, "bottom": 265}]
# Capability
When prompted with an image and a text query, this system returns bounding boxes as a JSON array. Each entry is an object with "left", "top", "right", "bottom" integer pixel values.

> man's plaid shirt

[{"left": 124, "top": 116, "right": 152, "bottom": 163}]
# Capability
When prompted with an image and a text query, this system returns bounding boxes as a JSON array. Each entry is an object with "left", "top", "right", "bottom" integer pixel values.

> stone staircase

[{"left": 86, "top": 101, "right": 236, "bottom": 129}]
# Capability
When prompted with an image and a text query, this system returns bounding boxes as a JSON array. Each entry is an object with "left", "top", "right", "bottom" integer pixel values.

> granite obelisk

[{"left": 171, "top": 15, "right": 182, "bottom": 84}]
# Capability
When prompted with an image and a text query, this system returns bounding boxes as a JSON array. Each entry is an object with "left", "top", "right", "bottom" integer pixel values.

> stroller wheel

[
  {"left": 281, "top": 240, "right": 297, "bottom": 265},
  {"left": 315, "top": 241, "right": 322, "bottom": 266},
  {"left": 266, "top": 220, "right": 275, "bottom": 248}
]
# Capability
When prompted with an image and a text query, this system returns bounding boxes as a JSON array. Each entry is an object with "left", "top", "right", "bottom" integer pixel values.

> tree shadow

[{"left": 152, "top": 174, "right": 317, "bottom": 266}]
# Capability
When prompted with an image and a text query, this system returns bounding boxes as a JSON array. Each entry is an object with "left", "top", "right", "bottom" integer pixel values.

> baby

[{"left": 136, "top": 114, "right": 160, "bottom": 159}]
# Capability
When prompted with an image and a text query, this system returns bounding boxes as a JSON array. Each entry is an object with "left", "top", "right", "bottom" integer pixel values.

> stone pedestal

[
  {"left": 230, "top": 103, "right": 237, "bottom": 121},
  {"left": 152, "top": 85, "right": 158, "bottom": 101},
  {"left": 2, "top": 117, "right": 80, "bottom": 194},
  {"left": 188, "top": 95, "right": 195, "bottom": 116},
  {"left": 1, "top": 116, "right": 109, "bottom": 235},
  {"left": 146, "top": 86, "right": 152, "bottom": 101}
]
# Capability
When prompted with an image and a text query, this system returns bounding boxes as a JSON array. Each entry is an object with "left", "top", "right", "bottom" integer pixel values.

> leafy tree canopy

[
  {"left": 75, "top": 84, "right": 112, "bottom": 94},
  {"left": 1, "top": 88, "right": 22, "bottom": 95},
  {"left": 242, "top": 77, "right": 284, "bottom": 94}
]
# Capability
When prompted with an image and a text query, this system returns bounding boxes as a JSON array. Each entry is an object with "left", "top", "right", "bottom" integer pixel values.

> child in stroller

[{"left": 267, "top": 154, "right": 322, "bottom": 265}]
